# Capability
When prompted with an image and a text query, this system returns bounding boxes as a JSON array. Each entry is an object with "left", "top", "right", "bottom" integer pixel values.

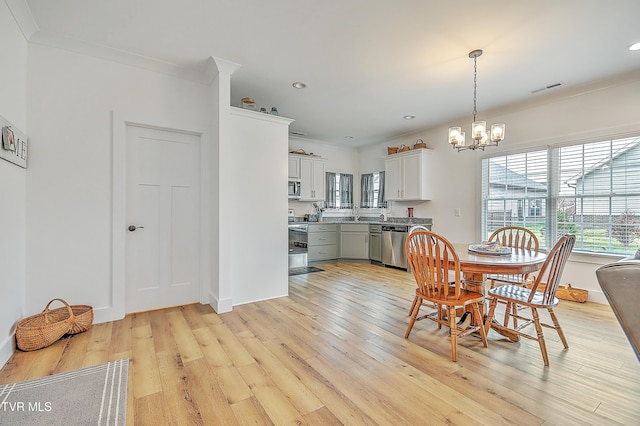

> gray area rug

[
  {"left": 288, "top": 266, "right": 324, "bottom": 276},
  {"left": 0, "top": 358, "right": 129, "bottom": 426}
]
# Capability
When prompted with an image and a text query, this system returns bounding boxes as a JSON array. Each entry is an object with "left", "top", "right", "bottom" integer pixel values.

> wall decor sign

[{"left": 0, "top": 114, "right": 27, "bottom": 168}]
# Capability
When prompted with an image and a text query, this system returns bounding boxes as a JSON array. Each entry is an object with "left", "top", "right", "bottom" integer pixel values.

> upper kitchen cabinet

[
  {"left": 288, "top": 155, "right": 300, "bottom": 178},
  {"left": 385, "top": 148, "right": 433, "bottom": 201},
  {"left": 289, "top": 154, "right": 326, "bottom": 201}
]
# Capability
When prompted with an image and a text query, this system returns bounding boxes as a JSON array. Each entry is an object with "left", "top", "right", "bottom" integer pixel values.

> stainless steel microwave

[{"left": 288, "top": 178, "right": 301, "bottom": 199}]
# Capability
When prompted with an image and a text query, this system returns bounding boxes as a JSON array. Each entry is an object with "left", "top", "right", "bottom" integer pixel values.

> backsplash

[{"left": 290, "top": 215, "right": 432, "bottom": 226}]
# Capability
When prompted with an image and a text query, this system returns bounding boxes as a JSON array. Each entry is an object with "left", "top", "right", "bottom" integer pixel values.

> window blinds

[{"left": 482, "top": 135, "right": 640, "bottom": 254}]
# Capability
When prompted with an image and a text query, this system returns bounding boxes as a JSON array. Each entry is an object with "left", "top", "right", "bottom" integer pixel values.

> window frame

[
  {"left": 360, "top": 171, "right": 386, "bottom": 209},
  {"left": 325, "top": 171, "right": 354, "bottom": 210},
  {"left": 481, "top": 132, "right": 640, "bottom": 256}
]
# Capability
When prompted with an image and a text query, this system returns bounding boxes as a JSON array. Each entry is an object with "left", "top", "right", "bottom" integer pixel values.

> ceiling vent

[{"left": 531, "top": 82, "right": 563, "bottom": 94}]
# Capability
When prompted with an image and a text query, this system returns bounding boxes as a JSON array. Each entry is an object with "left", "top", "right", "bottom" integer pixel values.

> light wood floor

[{"left": 2, "top": 262, "right": 639, "bottom": 425}]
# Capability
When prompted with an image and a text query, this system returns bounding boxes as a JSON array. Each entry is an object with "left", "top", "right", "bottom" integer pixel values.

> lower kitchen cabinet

[
  {"left": 339, "top": 224, "right": 370, "bottom": 259},
  {"left": 369, "top": 224, "right": 382, "bottom": 262},
  {"left": 308, "top": 224, "right": 338, "bottom": 261}
]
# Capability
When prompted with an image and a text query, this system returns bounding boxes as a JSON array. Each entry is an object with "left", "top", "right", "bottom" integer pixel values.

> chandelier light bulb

[
  {"left": 491, "top": 123, "right": 505, "bottom": 142},
  {"left": 472, "top": 121, "right": 486, "bottom": 140},
  {"left": 456, "top": 131, "right": 466, "bottom": 147},
  {"left": 449, "top": 126, "right": 462, "bottom": 145}
]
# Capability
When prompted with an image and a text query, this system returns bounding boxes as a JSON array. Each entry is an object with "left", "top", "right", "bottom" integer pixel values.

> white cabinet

[
  {"left": 288, "top": 154, "right": 325, "bottom": 200},
  {"left": 369, "top": 224, "right": 382, "bottom": 262},
  {"left": 299, "top": 156, "right": 326, "bottom": 201},
  {"left": 308, "top": 223, "right": 338, "bottom": 261},
  {"left": 339, "top": 224, "right": 370, "bottom": 259},
  {"left": 384, "top": 148, "right": 432, "bottom": 201},
  {"left": 288, "top": 156, "right": 300, "bottom": 178}
]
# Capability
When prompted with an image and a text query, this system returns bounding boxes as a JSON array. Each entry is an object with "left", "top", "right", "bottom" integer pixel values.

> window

[
  {"left": 482, "top": 149, "right": 548, "bottom": 247},
  {"left": 360, "top": 171, "right": 386, "bottom": 208},
  {"left": 556, "top": 136, "right": 640, "bottom": 254},
  {"left": 325, "top": 172, "right": 353, "bottom": 209},
  {"left": 481, "top": 134, "right": 640, "bottom": 255}
]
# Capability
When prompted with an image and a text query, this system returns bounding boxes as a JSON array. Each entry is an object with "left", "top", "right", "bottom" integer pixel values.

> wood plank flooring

[{"left": 2, "top": 262, "right": 639, "bottom": 425}]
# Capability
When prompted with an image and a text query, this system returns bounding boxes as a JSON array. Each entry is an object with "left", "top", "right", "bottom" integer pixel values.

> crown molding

[
  {"left": 29, "top": 31, "right": 225, "bottom": 85},
  {"left": 203, "top": 56, "right": 241, "bottom": 85},
  {"left": 7, "top": 0, "right": 240, "bottom": 87},
  {"left": 5, "top": 0, "right": 38, "bottom": 40}
]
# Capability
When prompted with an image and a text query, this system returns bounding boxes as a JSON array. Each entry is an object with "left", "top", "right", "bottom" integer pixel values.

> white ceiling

[{"left": 21, "top": 0, "right": 640, "bottom": 147}]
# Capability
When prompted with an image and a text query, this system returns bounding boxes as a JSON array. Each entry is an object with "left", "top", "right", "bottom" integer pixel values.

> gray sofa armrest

[{"left": 596, "top": 259, "right": 640, "bottom": 362}]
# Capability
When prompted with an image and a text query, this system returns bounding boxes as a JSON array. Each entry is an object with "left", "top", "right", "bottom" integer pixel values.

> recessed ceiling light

[
  {"left": 629, "top": 42, "right": 640, "bottom": 51},
  {"left": 344, "top": 135, "right": 354, "bottom": 139},
  {"left": 404, "top": 115, "right": 415, "bottom": 120},
  {"left": 292, "top": 82, "right": 307, "bottom": 89}
]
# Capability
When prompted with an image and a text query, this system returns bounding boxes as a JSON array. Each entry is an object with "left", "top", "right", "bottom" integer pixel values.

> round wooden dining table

[
  {"left": 451, "top": 243, "right": 548, "bottom": 340},
  {"left": 452, "top": 243, "right": 547, "bottom": 283}
]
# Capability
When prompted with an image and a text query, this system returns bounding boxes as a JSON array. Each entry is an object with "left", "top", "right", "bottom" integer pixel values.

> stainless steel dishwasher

[{"left": 381, "top": 224, "right": 409, "bottom": 269}]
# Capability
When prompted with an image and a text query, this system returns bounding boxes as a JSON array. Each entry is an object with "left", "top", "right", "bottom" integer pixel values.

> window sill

[{"left": 570, "top": 250, "right": 628, "bottom": 265}]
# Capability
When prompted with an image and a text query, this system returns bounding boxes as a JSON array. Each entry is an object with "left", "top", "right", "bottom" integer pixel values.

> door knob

[{"left": 128, "top": 225, "right": 144, "bottom": 232}]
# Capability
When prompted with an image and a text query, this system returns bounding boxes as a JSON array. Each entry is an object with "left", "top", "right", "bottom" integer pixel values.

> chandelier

[{"left": 448, "top": 49, "right": 505, "bottom": 151}]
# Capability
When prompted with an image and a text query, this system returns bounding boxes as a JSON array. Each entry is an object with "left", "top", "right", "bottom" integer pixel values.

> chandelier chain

[{"left": 472, "top": 54, "right": 478, "bottom": 122}]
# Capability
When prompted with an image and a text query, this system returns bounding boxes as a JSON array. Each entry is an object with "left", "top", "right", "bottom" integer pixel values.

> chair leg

[
  {"left": 503, "top": 301, "right": 513, "bottom": 327},
  {"left": 405, "top": 296, "right": 421, "bottom": 338},
  {"left": 408, "top": 295, "right": 418, "bottom": 315},
  {"left": 473, "top": 302, "right": 488, "bottom": 348},
  {"left": 548, "top": 308, "right": 569, "bottom": 349},
  {"left": 531, "top": 308, "right": 550, "bottom": 366},
  {"left": 485, "top": 297, "right": 498, "bottom": 332},
  {"left": 449, "top": 305, "right": 457, "bottom": 362}
]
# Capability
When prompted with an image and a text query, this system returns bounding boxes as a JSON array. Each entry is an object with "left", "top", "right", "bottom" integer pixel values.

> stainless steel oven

[{"left": 288, "top": 223, "right": 308, "bottom": 268}]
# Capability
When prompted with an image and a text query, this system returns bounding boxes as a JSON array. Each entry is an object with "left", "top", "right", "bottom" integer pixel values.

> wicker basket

[
  {"left": 387, "top": 146, "right": 398, "bottom": 155},
  {"left": 16, "top": 299, "right": 93, "bottom": 351},
  {"left": 399, "top": 144, "right": 410, "bottom": 152},
  {"left": 60, "top": 303, "right": 93, "bottom": 334},
  {"left": 413, "top": 139, "right": 427, "bottom": 149}
]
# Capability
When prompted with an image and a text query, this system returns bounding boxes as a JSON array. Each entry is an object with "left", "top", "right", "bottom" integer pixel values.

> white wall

[
  {"left": 26, "top": 44, "right": 212, "bottom": 322},
  {"left": 209, "top": 61, "right": 232, "bottom": 313},
  {"left": 0, "top": 2, "right": 28, "bottom": 366},
  {"left": 230, "top": 108, "right": 292, "bottom": 305}
]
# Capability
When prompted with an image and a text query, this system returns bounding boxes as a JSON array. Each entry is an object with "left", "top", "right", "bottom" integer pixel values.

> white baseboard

[
  {"left": 209, "top": 292, "right": 232, "bottom": 313},
  {"left": 0, "top": 335, "right": 16, "bottom": 370},
  {"left": 232, "top": 293, "right": 289, "bottom": 307},
  {"left": 586, "top": 289, "right": 608, "bottom": 305},
  {"left": 90, "top": 305, "right": 125, "bottom": 325}
]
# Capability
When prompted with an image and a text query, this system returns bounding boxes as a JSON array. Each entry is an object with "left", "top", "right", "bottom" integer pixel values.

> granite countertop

[{"left": 289, "top": 217, "right": 432, "bottom": 227}]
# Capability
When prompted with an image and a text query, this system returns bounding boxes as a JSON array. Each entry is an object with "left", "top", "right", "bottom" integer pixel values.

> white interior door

[{"left": 125, "top": 124, "right": 200, "bottom": 313}]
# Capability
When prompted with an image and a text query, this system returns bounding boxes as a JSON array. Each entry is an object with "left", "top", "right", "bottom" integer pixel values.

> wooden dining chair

[
  {"left": 487, "top": 226, "right": 540, "bottom": 289},
  {"left": 485, "top": 234, "right": 576, "bottom": 366},
  {"left": 405, "top": 230, "right": 488, "bottom": 362},
  {"left": 407, "top": 225, "right": 433, "bottom": 315}
]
